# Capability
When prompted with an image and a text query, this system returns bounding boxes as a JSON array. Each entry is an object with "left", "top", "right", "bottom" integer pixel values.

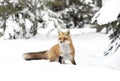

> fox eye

[
  {"left": 59, "top": 38, "right": 61, "bottom": 40},
  {"left": 64, "top": 38, "right": 68, "bottom": 40}
]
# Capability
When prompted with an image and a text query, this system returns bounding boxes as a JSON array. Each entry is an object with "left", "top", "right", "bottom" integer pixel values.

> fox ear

[
  {"left": 58, "top": 30, "right": 62, "bottom": 35},
  {"left": 66, "top": 30, "right": 70, "bottom": 35}
]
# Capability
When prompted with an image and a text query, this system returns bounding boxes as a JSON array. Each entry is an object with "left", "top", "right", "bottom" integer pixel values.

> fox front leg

[
  {"left": 58, "top": 56, "right": 65, "bottom": 64},
  {"left": 70, "top": 57, "right": 76, "bottom": 65}
]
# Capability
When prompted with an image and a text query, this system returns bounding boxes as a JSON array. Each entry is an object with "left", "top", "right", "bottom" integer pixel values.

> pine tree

[{"left": 92, "top": 0, "right": 120, "bottom": 56}]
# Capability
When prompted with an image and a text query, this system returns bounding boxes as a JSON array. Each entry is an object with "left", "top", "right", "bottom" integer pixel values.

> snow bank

[
  {"left": 103, "top": 48, "right": 120, "bottom": 69},
  {"left": 0, "top": 65, "right": 120, "bottom": 81},
  {"left": 37, "top": 27, "right": 96, "bottom": 37}
]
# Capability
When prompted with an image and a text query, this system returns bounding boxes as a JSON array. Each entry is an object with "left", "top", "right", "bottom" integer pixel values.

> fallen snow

[
  {"left": 0, "top": 28, "right": 120, "bottom": 81},
  {"left": 83, "top": 0, "right": 93, "bottom": 4},
  {"left": 91, "top": 0, "right": 120, "bottom": 25}
]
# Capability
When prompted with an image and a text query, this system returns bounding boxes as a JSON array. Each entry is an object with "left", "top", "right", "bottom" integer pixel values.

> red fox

[{"left": 24, "top": 30, "right": 76, "bottom": 65}]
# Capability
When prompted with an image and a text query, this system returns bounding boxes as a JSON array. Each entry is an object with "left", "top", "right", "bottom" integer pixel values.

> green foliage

[
  {"left": 62, "top": 3, "right": 97, "bottom": 28},
  {"left": 47, "top": 0, "right": 62, "bottom": 7},
  {"left": 47, "top": 0, "right": 66, "bottom": 12},
  {"left": 104, "top": 19, "right": 120, "bottom": 56},
  {"left": 0, "top": 3, "right": 25, "bottom": 17},
  {"left": 46, "top": 0, "right": 82, "bottom": 12},
  {"left": 0, "top": 6, "right": 5, "bottom": 13}
]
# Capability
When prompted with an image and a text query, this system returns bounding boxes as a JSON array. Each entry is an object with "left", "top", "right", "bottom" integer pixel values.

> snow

[
  {"left": 91, "top": 0, "right": 120, "bottom": 25},
  {"left": 25, "top": 19, "right": 33, "bottom": 29},
  {"left": 83, "top": 0, "right": 93, "bottom": 4},
  {"left": 0, "top": 28, "right": 120, "bottom": 81},
  {"left": 103, "top": 45, "right": 120, "bottom": 69},
  {"left": 9, "top": 0, "right": 18, "bottom": 3},
  {"left": 4, "top": 16, "right": 21, "bottom": 39}
]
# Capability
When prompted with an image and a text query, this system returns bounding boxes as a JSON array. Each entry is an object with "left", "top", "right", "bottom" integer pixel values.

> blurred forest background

[{"left": 0, "top": 0, "right": 103, "bottom": 39}]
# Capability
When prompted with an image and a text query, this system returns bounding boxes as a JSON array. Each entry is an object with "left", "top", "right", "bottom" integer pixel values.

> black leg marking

[
  {"left": 71, "top": 58, "right": 76, "bottom": 65},
  {"left": 73, "top": 61, "right": 76, "bottom": 65},
  {"left": 58, "top": 56, "right": 63, "bottom": 64}
]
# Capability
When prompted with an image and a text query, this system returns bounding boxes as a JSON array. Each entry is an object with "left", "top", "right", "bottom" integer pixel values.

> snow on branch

[{"left": 91, "top": 0, "right": 120, "bottom": 25}]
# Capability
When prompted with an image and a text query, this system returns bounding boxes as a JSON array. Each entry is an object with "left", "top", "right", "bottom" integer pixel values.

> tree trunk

[
  {"left": 33, "top": 0, "right": 38, "bottom": 36},
  {"left": 30, "top": 0, "right": 38, "bottom": 36},
  {"left": 2, "top": 1, "right": 6, "bottom": 32}
]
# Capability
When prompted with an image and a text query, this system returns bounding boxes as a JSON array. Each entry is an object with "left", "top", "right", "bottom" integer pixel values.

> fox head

[{"left": 58, "top": 30, "right": 72, "bottom": 44}]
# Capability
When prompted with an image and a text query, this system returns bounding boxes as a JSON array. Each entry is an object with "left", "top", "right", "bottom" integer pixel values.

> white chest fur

[{"left": 60, "top": 43, "right": 71, "bottom": 60}]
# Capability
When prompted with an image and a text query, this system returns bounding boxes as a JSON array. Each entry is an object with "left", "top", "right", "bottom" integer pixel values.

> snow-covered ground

[{"left": 0, "top": 28, "right": 120, "bottom": 81}]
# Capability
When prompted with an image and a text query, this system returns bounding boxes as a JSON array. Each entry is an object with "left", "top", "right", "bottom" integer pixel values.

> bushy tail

[{"left": 23, "top": 50, "right": 48, "bottom": 60}]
